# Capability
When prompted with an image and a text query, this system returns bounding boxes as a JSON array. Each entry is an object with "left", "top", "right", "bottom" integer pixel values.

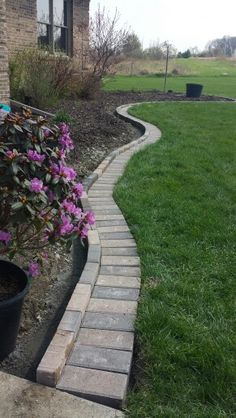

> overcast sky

[{"left": 90, "top": 0, "right": 236, "bottom": 51}]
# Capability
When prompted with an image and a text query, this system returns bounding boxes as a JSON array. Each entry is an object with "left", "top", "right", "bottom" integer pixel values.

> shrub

[
  {"left": 9, "top": 48, "right": 74, "bottom": 108},
  {"left": 0, "top": 109, "right": 94, "bottom": 277},
  {"left": 71, "top": 72, "right": 101, "bottom": 100}
]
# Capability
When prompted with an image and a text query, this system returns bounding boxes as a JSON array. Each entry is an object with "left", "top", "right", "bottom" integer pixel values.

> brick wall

[
  {"left": 6, "top": 0, "right": 37, "bottom": 57},
  {"left": 73, "top": 0, "right": 90, "bottom": 66},
  {"left": 5, "top": 0, "right": 90, "bottom": 60},
  {"left": 0, "top": 0, "right": 10, "bottom": 104}
]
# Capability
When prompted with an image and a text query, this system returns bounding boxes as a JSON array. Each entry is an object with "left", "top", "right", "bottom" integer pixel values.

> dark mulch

[{"left": 48, "top": 91, "right": 231, "bottom": 178}]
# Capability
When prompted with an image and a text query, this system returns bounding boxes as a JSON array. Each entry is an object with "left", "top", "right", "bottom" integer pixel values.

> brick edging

[{"left": 36, "top": 102, "right": 161, "bottom": 391}]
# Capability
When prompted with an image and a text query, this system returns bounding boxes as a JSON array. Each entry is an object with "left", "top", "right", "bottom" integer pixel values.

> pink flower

[
  {"left": 0, "top": 230, "right": 12, "bottom": 244},
  {"left": 28, "top": 262, "right": 40, "bottom": 278},
  {"left": 50, "top": 163, "right": 59, "bottom": 176},
  {"left": 59, "top": 165, "right": 77, "bottom": 181},
  {"left": 59, "top": 123, "right": 69, "bottom": 135},
  {"left": 61, "top": 199, "right": 81, "bottom": 217},
  {"left": 44, "top": 129, "right": 51, "bottom": 138},
  {"left": 81, "top": 227, "right": 89, "bottom": 238},
  {"left": 27, "top": 150, "right": 45, "bottom": 163},
  {"left": 59, "top": 134, "right": 74, "bottom": 152},
  {"left": 30, "top": 178, "right": 44, "bottom": 193},
  {"left": 47, "top": 190, "right": 55, "bottom": 202},
  {"left": 59, "top": 215, "right": 74, "bottom": 236},
  {"left": 85, "top": 211, "right": 95, "bottom": 226},
  {"left": 51, "top": 164, "right": 76, "bottom": 182},
  {"left": 73, "top": 183, "right": 84, "bottom": 199},
  {"left": 5, "top": 150, "right": 18, "bottom": 159}
]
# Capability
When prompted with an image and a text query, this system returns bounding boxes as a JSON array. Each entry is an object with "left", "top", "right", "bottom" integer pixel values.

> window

[{"left": 37, "top": 0, "right": 71, "bottom": 55}]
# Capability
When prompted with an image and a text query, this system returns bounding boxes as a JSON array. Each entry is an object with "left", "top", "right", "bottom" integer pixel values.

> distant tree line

[
  {"left": 120, "top": 33, "right": 236, "bottom": 60},
  {"left": 121, "top": 33, "right": 177, "bottom": 59},
  {"left": 204, "top": 36, "right": 236, "bottom": 57}
]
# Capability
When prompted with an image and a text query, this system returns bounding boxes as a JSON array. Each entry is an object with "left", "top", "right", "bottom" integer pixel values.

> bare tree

[{"left": 89, "top": 6, "right": 129, "bottom": 78}]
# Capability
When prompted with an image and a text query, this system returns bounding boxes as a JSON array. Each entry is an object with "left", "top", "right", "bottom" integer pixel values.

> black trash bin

[{"left": 186, "top": 83, "right": 203, "bottom": 98}]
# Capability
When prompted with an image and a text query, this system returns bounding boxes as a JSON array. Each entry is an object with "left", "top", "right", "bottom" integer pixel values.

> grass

[
  {"left": 103, "top": 74, "right": 236, "bottom": 98},
  {"left": 104, "top": 57, "right": 236, "bottom": 98},
  {"left": 113, "top": 57, "right": 236, "bottom": 77},
  {"left": 113, "top": 102, "right": 236, "bottom": 417}
]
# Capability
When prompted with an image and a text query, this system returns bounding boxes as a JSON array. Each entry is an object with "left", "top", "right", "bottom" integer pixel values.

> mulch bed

[
  {"left": 0, "top": 90, "right": 230, "bottom": 380},
  {"left": 48, "top": 91, "right": 231, "bottom": 179}
]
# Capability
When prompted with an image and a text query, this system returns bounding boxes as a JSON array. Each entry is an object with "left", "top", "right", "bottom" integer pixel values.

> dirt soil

[{"left": 0, "top": 90, "right": 230, "bottom": 380}]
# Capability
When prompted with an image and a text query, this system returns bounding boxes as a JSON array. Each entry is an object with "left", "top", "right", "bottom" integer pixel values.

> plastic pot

[
  {"left": 186, "top": 83, "right": 203, "bottom": 98},
  {"left": 0, "top": 260, "right": 29, "bottom": 360}
]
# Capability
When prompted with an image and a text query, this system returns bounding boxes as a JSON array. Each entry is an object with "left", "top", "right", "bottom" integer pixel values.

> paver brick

[
  {"left": 90, "top": 184, "right": 114, "bottom": 190},
  {"left": 102, "top": 247, "right": 137, "bottom": 256},
  {"left": 99, "top": 232, "right": 132, "bottom": 240},
  {"left": 96, "top": 275, "right": 141, "bottom": 289},
  {"left": 68, "top": 345, "right": 132, "bottom": 374},
  {"left": 97, "top": 225, "right": 130, "bottom": 233},
  {"left": 37, "top": 330, "right": 74, "bottom": 387},
  {"left": 87, "top": 298, "right": 138, "bottom": 315},
  {"left": 88, "top": 230, "right": 100, "bottom": 245},
  {"left": 89, "top": 191, "right": 112, "bottom": 197},
  {"left": 77, "top": 328, "right": 134, "bottom": 351},
  {"left": 82, "top": 312, "right": 135, "bottom": 331},
  {"left": 94, "top": 214, "right": 124, "bottom": 221},
  {"left": 101, "top": 239, "right": 136, "bottom": 248},
  {"left": 58, "top": 310, "right": 82, "bottom": 334},
  {"left": 101, "top": 256, "right": 139, "bottom": 266},
  {"left": 87, "top": 244, "right": 101, "bottom": 264},
  {"left": 93, "top": 286, "right": 139, "bottom": 301},
  {"left": 100, "top": 266, "right": 140, "bottom": 277},
  {"left": 57, "top": 366, "right": 128, "bottom": 409},
  {"left": 67, "top": 284, "right": 91, "bottom": 315},
  {"left": 79, "top": 262, "right": 100, "bottom": 287},
  {"left": 93, "top": 209, "right": 122, "bottom": 216},
  {"left": 96, "top": 220, "right": 127, "bottom": 227}
]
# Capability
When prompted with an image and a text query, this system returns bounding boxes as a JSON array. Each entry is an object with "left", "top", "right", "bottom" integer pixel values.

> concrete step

[{"left": 0, "top": 371, "right": 124, "bottom": 418}]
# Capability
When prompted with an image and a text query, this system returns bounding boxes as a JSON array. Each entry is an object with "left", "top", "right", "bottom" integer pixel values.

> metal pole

[{"left": 163, "top": 43, "right": 169, "bottom": 93}]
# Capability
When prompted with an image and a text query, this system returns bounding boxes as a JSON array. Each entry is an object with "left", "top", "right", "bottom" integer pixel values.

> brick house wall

[
  {"left": 73, "top": 0, "right": 90, "bottom": 65},
  {"left": 5, "top": 0, "right": 90, "bottom": 59},
  {"left": 6, "top": 0, "right": 37, "bottom": 57},
  {"left": 0, "top": 0, "right": 10, "bottom": 104}
]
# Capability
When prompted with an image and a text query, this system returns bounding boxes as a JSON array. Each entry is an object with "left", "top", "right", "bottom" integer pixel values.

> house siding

[{"left": 0, "top": 0, "right": 10, "bottom": 104}]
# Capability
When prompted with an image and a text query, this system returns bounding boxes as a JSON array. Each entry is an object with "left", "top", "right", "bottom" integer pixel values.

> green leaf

[
  {"left": 11, "top": 162, "right": 18, "bottom": 175},
  {"left": 52, "top": 177, "right": 59, "bottom": 185},
  {"left": 13, "top": 124, "right": 23, "bottom": 133},
  {"left": 46, "top": 173, "right": 52, "bottom": 183},
  {"left": 26, "top": 204, "right": 36, "bottom": 215},
  {"left": 12, "top": 202, "right": 24, "bottom": 211},
  {"left": 35, "top": 144, "right": 41, "bottom": 153},
  {"left": 13, "top": 175, "right": 21, "bottom": 185}
]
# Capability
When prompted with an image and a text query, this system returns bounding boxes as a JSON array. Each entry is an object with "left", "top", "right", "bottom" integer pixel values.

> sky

[{"left": 90, "top": 0, "right": 236, "bottom": 52}]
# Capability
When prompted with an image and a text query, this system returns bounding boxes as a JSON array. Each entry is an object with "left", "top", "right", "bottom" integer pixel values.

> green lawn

[
  {"left": 113, "top": 103, "right": 236, "bottom": 417},
  {"left": 103, "top": 74, "right": 236, "bottom": 98},
  {"left": 114, "top": 57, "right": 236, "bottom": 77}
]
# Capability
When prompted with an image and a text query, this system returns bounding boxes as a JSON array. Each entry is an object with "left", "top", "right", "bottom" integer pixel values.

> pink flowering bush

[{"left": 0, "top": 109, "right": 94, "bottom": 278}]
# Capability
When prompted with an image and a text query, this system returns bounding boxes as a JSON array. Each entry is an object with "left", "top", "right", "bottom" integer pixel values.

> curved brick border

[{"left": 37, "top": 103, "right": 161, "bottom": 408}]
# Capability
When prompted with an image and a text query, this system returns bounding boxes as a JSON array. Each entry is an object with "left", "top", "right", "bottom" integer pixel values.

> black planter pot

[
  {"left": 186, "top": 83, "right": 203, "bottom": 98},
  {"left": 0, "top": 260, "right": 30, "bottom": 361}
]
